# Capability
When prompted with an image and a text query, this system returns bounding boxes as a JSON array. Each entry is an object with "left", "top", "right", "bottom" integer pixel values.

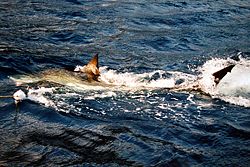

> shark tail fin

[
  {"left": 212, "top": 64, "right": 235, "bottom": 85},
  {"left": 85, "top": 54, "right": 100, "bottom": 81}
]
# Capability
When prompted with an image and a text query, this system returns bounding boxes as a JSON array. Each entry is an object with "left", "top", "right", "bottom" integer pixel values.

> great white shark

[{"left": 11, "top": 54, "right": 237, "bottom": 94}]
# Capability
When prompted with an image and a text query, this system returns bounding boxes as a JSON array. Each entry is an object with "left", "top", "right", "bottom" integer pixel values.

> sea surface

[{"left": 0, "top": 0, "right": 250, "bottom": 166}]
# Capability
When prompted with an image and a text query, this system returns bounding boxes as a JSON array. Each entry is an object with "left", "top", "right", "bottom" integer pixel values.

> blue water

[{"left": 0, "top": 0, "right": 250, "bottom": 166}]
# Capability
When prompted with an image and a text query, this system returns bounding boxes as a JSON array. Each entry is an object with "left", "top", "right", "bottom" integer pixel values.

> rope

[{"left": 0, "top": 95, "right": 13, "bottom": 98}]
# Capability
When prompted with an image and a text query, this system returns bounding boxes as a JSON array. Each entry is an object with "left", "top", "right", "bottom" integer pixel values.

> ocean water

[{"left": 0, "top": 0, "right": 250, "bottom": 166}]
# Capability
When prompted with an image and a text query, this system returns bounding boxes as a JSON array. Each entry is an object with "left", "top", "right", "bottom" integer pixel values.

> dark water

[{"left": 1, "top": 0, "right": 250, "bottom": 166}]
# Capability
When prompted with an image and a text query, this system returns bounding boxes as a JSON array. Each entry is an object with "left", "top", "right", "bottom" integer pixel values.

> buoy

[{"left": 13, "top": 89, "right": 26, "bottom": 103}]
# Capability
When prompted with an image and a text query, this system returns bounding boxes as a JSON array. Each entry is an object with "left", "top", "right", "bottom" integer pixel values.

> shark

[{"left": 11, "top": 54, "right": 237, "bottom": 95}]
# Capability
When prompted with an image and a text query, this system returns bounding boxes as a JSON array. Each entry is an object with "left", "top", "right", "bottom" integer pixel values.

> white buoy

[{"left": 13, "top": 89, "right": 26, "bottom": 103}]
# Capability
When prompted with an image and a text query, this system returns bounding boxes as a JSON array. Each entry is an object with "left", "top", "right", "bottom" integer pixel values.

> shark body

[{"left": 12, "top": 54, "right": 237, "bottom": 95}]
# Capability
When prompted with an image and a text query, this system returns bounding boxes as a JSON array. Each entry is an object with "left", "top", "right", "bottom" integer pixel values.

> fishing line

[{"left": 0, "top": 95, "right": 13, "bottom": 98}]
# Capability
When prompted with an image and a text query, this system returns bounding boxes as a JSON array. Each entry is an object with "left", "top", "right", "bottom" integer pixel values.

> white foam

[
  {"left": 9, "top": 57, "right": 250, "bottom": 109},
  {"left": 198, "top": 57, "right": 250, "bottom": 107},
  {"left": 216, "top": 61, "right": 250, "bottom": 96},
  {"left": 27, "top": 87, "right": 55, "bottom": 107},
  {"left": 218, "top": 96, "right": 250, "bottom": 108},
  {"left": 99, "top": 67, "right": 176, "bottom": 89},
  {"left": 25, "top": 87, "right": 81, "bottom": 113},
  {"left": 84, "top": 91, "right": 117, "bottom": 100},
  {"left": 197, "top": 57, "right": 236, "bottom": 94},
  {"left": 74, "top": 65, "right": 85, "bottom": 72}
]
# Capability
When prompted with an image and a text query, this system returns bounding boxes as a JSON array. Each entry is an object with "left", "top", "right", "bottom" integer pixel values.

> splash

[
  {"left": 27, "top": 87, "right": 56, "bottom": 107},
  {"left": 197, "top": 57, "right": 237, "bottom": 94},
  {"left": 99, "top": 67, "right": 176, "bottom": 89},
  {"left": 198, "top": 57, "right": 250, "bottom": 107},
  {"left": 9, "top": 56, "right": 250, "bottom": 108},
  {"left": 84, "top": 91, "right": 117, "bottom": 100}
]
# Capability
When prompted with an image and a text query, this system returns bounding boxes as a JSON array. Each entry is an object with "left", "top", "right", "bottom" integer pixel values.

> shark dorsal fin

[
  {"left": 212, "top": 64, "right": 235, "bottom": 85},
  {"left": 85, "top": 54, "right": 100, "bottom": 81},
  {"left": 87, "top": 53, "right": 99, "bottom": 69}
]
